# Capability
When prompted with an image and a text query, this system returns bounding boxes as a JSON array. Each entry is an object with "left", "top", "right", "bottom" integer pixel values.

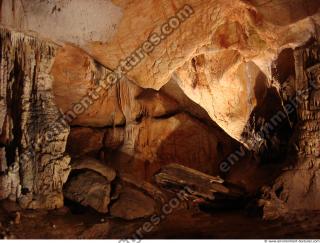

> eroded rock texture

[
  {"left": 0, "top": 27, "right": 70, "bottom": 209},
  {"left": 260, "top": 41, "right": 320, "bottom": 219},
  {"left": 1, "top": 0, "right": 320, "bottom": 220}
]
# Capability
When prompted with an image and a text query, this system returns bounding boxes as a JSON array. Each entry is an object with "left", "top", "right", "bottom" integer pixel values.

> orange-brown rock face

[
  {"left": 51, "top": 45, "right": 125, "bottom": 127},
  {"left": 3, "top": 0, "right": 317, "bottom": 144},
  {"left": 1, "top": 0, "right": 320, "bottom": 219}
]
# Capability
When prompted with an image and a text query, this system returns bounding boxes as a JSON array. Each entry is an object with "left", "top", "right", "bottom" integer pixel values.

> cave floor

[{"left": 0, "top": 200, "right": 319, "bottom": 239}]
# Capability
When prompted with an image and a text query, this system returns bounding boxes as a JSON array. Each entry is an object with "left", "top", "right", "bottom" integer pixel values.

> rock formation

[
  {"left": 0, "top": 0, "right": 320, "bottom": 223},
  {"left": 260, "top": 40, "right": 320, "bottom": 219},
  {"left": 0, "top": 27, "right": 70, "bottom": 209}
]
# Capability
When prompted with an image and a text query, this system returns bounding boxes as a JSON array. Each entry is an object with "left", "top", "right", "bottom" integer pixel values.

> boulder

[
  {"left": 110, "top": 187, "right": 156, "bottom": 220},
  {"left": 64, "top": 171, "right": 112, "bottom": 213},
  {"left": 71, "top": 157, "right": 116, "bottom": 182}
]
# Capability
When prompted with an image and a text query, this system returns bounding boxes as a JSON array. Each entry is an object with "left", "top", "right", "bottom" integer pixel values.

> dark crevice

[{"left": 5, "top": 50, "right": 25, "bottom": 167}]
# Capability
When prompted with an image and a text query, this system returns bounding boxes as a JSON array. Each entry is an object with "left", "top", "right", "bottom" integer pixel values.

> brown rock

[
  {"left": 71, "top": 157, "right": 116, "bottom": 182},
  {"left": 79, "top": 222, "right": 110, "bottom": 239},
  {"left": 0, "top": 148, "right": 7, "bottom": 172},
  {"left": 118, "top": 78, "right": 180, "bottom": 122},
  {"left": 14, "top": 212, "right": 21, "bottom": 225},
  {"left": 1, "top": 0, "right": 320, "bottom": 145},
  {"left": 249, "top": 0, "right": 320, "bottom": 26},
  {"left": 175, "top": 52, "right": 269, "bottom": 144},
  {"left": 51, "top": 44, "right": 125, "bottom": 127},
  {"left": 110, "top": 187, "right": 156, "bottom": 220},
  {"left": 136, "top": 89, "right": 180, "bottom": 118},
  {"left": 64, "top": 171, "right": 111, "bottom": 213},
  {"left": 104, "top": 128, "right": 125, "bottom": 150},
  {"left": 67, "top": 127, "right": 105, "bottom": 158},
  {"left": 110, "top": 113, "right": 235, "bottom": 180}
]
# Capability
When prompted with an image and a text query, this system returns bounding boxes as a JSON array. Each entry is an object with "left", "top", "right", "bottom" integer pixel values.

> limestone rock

[
  {"left": 249, "top": 0, "right": 320, "bottom": 26},
  {"left": 67, "top": 127, "right": 105, "bottom": 158},
  {"left": 71, "top": 157, "right": 116, "bottom": 182},
  {"left": 0, "top": 148, "right": 7, "bottom": 172},
  {"left": 64, "top": 170, "right": 112, "bottom": 214},
  {"left": 175, "top": 52, "right": 269, "bottom": 144},
  {"left": 0, "top": 115, "right": 13, "bottom": 145},
  {"left": 120, "top": 174, "right": 167, "bottom": 204},
  {"left": 110, "top": 187, "right": 156, "bottom": 220},
  {"left": 260, "top": 42, "right": 320, "bottom": 218},
  {"left": 0, "top": 162, "right": 20, "bottom": 201},
  {"left": 108, "top": 112, "right": 237, "bottom": 181},
  {"left": 160, "top": 79, "right": 216, "bottom": 125},
  {"left": 136, "top": 89, "right": 180, "bottom": 118},
  {"left": 51, "top": 44, "right": 125, "bottom": 127},
  {"left": 0, "top": 0, "right": 123, "bottom": 47},
  {"left": 104, "top": 128, "right": 125, "bottom": 150},
  {"left": 1, "top": 0, "right": 320, "bottom": 144},
  {"left": 0, "top": 27, "right": 71, "bottom": 209}
]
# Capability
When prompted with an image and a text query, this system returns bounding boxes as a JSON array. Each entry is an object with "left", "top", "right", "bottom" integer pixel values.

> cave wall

[
  {"left": 260, "top": 40, "right": 320, "bottom": 219},
  {"left": 2, "top": 0, "right": 320, "bottom": 145},
  {"left": 0, "top": 0, "right": 320, "bottom": 217}
]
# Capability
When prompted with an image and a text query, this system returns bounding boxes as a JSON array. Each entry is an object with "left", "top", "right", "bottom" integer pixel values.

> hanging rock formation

[
  {"left": 0, "top": 27, "right": 70, "bottom": 209},
  {"left": 0, "top": 0, "right": 320, "bottom": 220}
]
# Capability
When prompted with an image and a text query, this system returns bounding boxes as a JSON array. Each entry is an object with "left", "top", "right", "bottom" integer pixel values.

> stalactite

[{"left": 0, "top": 27, "right": 71, "bottom": 209}]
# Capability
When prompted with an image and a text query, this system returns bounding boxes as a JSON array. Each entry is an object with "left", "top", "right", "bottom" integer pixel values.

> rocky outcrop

[
  {"left": 62, "top": 75, "right": 240, "bottom": 182},
  {"left": 85, "top": 0, "right": 320, "bottom": 145},
  {"left": 110, "top": 113, "right": 232, "bottom": 180},
  {"left": 1, "top": 0, "right": 320, "bottom": 219},
  {"left": 0, "top": 27, "right": 70, "bottom": 209},
  {"left": 51, "top": 45, "right": 125, "bottom": 127},
  {"left": 260, "top": 41, "right": 320, "bottom": 219},
  {"left": 3, "top": 0, "right": 319, "bottom": 144}
]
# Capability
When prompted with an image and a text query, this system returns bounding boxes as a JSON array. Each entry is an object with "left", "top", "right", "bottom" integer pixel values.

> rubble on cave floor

[{"left": 0, "top": 199, "right": 320, "bottom": 239}]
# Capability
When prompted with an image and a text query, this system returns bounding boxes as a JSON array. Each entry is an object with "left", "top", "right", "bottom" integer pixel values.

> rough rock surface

[
  {"left": 0, "top": 27, "right": 70, "bottom": 209},
  {"left": 1, "top": 0, "right": 320, "bottom": 218},
  {"left": 260, "top": 41, "right": 320, "bottom": 219},
  {"left": 104, "top": 127, "right": 125, "bottom": 150},
  {"left": 79, "top": 222, "right": 110, "bottom": 239},
  {"left": 3, "top": 0, "right": 319, "bottom": 144},
  {"left": 71, "top": 157, "right": 116, "bottom": 182},
  {"left": 64, "top": 170, "right": 112, "bottom": 214},
  {"left": 67, "top": 127, "right": 105, "bottom": 158},
  {"left": 51, "top": 45, "right": 125, "bottom": 127},
  {"left": 86, "top": 0, "right": 320, "bottom": 144},
  {"left": 110, "top": 187, "right": 156, "bottom": 220},
  {"left": 110, "top": 113, "right": 231, "bottom": 180}
]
